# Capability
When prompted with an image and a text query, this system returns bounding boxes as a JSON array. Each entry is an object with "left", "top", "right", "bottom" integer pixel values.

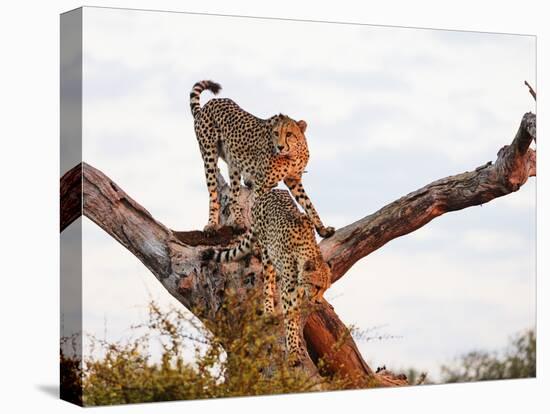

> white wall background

[{"left": 1, "top": 1, "right": 547, "bottom": 413}]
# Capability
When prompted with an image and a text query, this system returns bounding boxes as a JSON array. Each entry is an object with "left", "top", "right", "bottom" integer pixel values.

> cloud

[{"left": 460, "top": 229, "right": 526, "bottom": 252}]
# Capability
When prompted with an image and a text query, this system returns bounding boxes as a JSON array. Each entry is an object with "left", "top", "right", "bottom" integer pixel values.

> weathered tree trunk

[{"left": 61, "top": 112, "right": 536, "bottom": 388}]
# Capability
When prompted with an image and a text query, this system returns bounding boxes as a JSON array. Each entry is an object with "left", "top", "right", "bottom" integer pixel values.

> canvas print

[{"left": 60, "top": 7, "right": 537, "bottom": 406}]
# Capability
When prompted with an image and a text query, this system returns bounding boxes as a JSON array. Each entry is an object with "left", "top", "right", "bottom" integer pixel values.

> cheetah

[
  {"left": 190, "top": 80, "right": 334, "bottom": 238},
  {"left": 202, "top": 189, "right": 332, "bottom": 366}
]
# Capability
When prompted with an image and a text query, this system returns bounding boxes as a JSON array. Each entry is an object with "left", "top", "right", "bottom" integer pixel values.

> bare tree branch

[
  {"left": 524, "top": 80, "right": 537, "bottom": 101},
  {"left": 320, "top": 112, "right": 536, "bottom": 282},
  {"left": 81, "top": 163, "right": 230, "bottom": 316},
  {"left": 60, "top": 163, "right": 82, "bottom": 232}
]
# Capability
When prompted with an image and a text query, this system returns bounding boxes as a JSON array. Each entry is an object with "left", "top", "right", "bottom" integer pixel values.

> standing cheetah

[
  {"left": 202, "top": 189, "right": 332, "bottom": 366},
  {"left": 190, "top": 80, "right": 334, "bottom": 238}
]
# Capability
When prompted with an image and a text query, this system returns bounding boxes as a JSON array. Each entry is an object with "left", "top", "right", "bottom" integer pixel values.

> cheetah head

[
  {"left": 272, "top": 116, "right": 308, "bottom": 156},
  {"left": 301, "top": 256, "right": 332, "bottom": 303}
]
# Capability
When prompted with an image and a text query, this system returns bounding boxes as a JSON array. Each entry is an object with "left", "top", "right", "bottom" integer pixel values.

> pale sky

[{"left": 76, "top": 7, "right": 536, "bottom": 380}]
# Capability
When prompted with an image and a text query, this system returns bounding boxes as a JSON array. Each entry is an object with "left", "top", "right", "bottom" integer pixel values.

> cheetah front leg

[
  {"left": 227, "top": 164, "right": 246, "bottom": 233},
  {"left": 281, "top": 272, "right": 309, "bottom": 366},
  {"left": 261, "top": 248, "right": 277, "bottom": 315},
  {"left": 284, "top": 177, "right": 335, "bottom": 238}
]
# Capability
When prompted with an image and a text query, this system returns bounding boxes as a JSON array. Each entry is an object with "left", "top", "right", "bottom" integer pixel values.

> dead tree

[{"left": 60, "top": 111, "right": 536, "bottom": 388}]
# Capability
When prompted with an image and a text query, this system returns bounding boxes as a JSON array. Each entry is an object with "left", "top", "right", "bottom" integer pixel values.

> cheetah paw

[
  {"left": 230, "top": 221, "right": 247, "bottom": 235},
  {"left": 203, "top": 223, "right": 222, "bottom": 236},
  {"left": 318, "top": 226, "right": 335, "bottom": 238}
]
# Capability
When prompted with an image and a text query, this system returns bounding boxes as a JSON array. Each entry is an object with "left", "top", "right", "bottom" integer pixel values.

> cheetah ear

[
  {"left": 303, "top": 259, "right": 316, "bottom": 272},
  {"left": 297, "top": 120, "right": 307, "bottom": 133}
]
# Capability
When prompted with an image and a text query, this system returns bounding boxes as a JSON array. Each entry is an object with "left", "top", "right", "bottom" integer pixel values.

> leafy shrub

[
  {"left": 441, "top": 329, "right": 536, "bottom": 383},
  {"left": 60, "top": 336, "right": 82, "bottom": 405},
  {"left": 61, "top": 291, "right": 353, "bottom": 406}
]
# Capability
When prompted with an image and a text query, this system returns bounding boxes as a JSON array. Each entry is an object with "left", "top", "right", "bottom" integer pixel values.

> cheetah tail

[
  {"left": 190, "top": 80, "right": 222, "bottom": 118},
  {"left": 208, "top": 229, "right": 254, "bottom": 263}
]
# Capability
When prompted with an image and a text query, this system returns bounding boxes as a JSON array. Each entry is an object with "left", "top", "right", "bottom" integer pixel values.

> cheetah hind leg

[
  {"left": 199, "top": 136, "right": 223, "bottom": 236},
  {"left": 281, "top": 275, "right": 309, "bottom": 367},
  {"left": 202, "top": 163, "right": 223, "bottom": 236},
  {"left": 226, "top": 165, "right": 246, "bottom": 234}
]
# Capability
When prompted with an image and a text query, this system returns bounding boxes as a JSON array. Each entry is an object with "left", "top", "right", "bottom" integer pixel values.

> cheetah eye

[{"left": 285, "top": 132, "right": 292, "bottom": 138}]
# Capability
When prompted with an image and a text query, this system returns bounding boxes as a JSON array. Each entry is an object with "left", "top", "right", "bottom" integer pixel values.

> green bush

[
  {"left": 441, "top": 329, "right": 536, "bottom": 383},
  {"left": 60, "top": 336, "right": 83, "bottom": 405},
  {"left": 61, "top": 292, "right": 353, "bottom": 406}
]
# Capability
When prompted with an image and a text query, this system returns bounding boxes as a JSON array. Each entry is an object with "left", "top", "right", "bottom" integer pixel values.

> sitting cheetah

[
  {"left": 202, "top": 189, "right": 332, "bottom": 366},
  {"left": 190, "top": 80, "right": 334, "bottom": 238}
]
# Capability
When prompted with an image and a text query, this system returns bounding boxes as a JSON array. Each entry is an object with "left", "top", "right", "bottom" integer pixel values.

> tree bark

[
  {"left": 61, "top": 111, "right": 535, "bottom": 388},
  {"left": 60, "top": 163, "right": 82, "bottom": 232}
]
